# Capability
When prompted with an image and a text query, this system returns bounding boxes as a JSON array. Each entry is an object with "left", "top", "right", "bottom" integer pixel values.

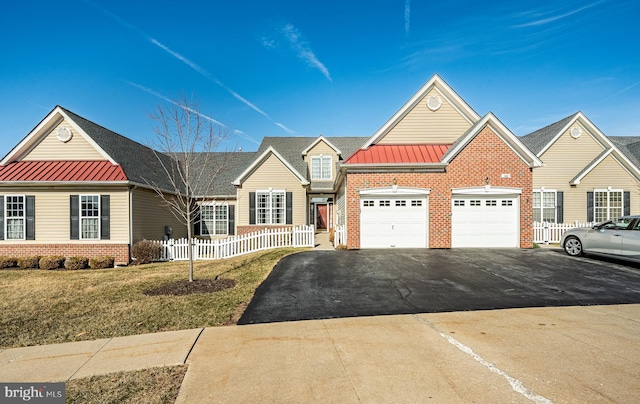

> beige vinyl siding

[
  {"left": 131, "top": 188, "right": 188, "bottom": 242},
  {"left": 533, "top": 124, "right": 606, "bottom": 189},
  {"left": 0, "top": 186, "right": 129, "bottom": 243},
  {"left": 563, "top": 155, "right": 640, "bottom": 221},
  {"left": 378, "top": 89, "right": 473, "bottom": 144},
  {"left": 304, "top": 140, "right": 339, "bottom": 181},
  {"left": 237, "top": 154, "right": 306, "bottom": 226},
  {"left": 23, "top": 119, "right": 105, "bottom": 161},
  {"left": 532, "top": 125, "right": 639, "bottom": 222}
]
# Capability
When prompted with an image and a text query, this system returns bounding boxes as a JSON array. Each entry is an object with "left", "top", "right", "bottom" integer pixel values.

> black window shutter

[
  {"left": 286, "top": 192, "right": 293, "bottom": 225},
  {"left": 228, "top": 205, "right": 235, "bottom": 235},
  {"left": 70, "top": 195, "right": 79, "bottom": 240},
  {"left": 556, "top": 191, "right": 563, "bottom": 223},
  {"left": 249, "top": 192, "right": 256, "bottom": 225},
  {"left": 100, "top": 195, "right": 110, "bottom": 240},
  {"left": 0, "top": 196, "right": 4, "bottom": 240},
  {"left": 587, "top": 192, "right": 594, "bottom": 222},
  {"left": 624, "top": 191, "right": 631, "bottom": 216},
  {"left": 26, "top": 196, "right": 35, "bottom": 240},
  {"left": 194, "top": 207, "right": 201, "bottom": 236}
]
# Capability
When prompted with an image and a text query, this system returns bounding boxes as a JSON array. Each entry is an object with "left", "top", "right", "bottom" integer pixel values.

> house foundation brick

[{"left": 0, "top": 244, "right": 130, "bottom": 265}]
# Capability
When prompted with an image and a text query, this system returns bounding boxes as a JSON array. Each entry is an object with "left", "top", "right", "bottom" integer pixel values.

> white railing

[
  {"left": 533, "top": 221, "right": 595, "bottom": 244},
  {"left": 158, "top": 225, "right": 314, "bottom": 261},
  {"left": 333, "top": 225, "right": 346, "bottom": 247}
]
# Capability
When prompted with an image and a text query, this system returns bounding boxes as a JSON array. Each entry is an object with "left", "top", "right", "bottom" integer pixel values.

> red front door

[{"left": 316, "top": 204, "right": 328, "bottom": 230}]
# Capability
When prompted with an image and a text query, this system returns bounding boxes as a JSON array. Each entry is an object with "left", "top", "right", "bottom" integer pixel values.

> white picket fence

[
  {"left": 333, "top": 225, "right": 346, "bottom": 247},
  {"left": 158, "top": 225, "right": 315, "bottom": 261},
  {"left": 533, "top": 221, "right": 595, "bottom": 244}
]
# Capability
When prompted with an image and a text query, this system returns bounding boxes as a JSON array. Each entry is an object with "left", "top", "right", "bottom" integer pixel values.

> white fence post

[
  {"left": 155, "top": 224, "right": 315, "bottom": 261},
  {"left": 533, "top": 221, "right": 594, "bottom": 244}
]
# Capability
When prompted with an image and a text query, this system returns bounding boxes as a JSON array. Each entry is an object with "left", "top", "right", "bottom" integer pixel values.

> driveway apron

[{"left": 239, "top": 248, "right": 640, "bottom": 324}]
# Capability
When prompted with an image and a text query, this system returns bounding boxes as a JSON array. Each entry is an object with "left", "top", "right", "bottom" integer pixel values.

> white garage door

[
  {"left": 451, "top": 196, "right": 519, "bottom": 248},
  {"left": 360, "top": 196, "right": 428, "bottom": 248}
]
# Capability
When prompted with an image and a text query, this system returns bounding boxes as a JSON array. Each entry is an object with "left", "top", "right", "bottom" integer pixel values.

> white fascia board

[
  {"left": 452, "top": 186, "right": 522, "bottom": 195},
  {"left": 341, "top": 163, "right": 448, "bottom": 170},
  {"left": 538, "top": 112, "right": 609, "bottom": 157},
  {"left": 0, "top": 180, "right": 131, "bottom": 187},
  {"left": 232, "top": 146, "right": 309, "bottom": 186},
  {"left": 1, "top": 108, "right": 64, "bottom": 165},
  {"left": 442, "top": 113, "right": 543, "bottom": 168},
  {"left": 301, "top": 135, "right": 342, "bottom": 156},
  {"left": 57, "top": 109, "right": 115, "bottom": 163},
  {"left": 360, "top": 186, "right": 431, "bottom": 196},
  {"left": 1, "top": 106, "right": 115, "bottom": 165},
  {"left": 362, "top": 74, "right": 481, "bottom": 148},
  {"left": 571, "top": 148, "right": 640, "bottom": 185}
]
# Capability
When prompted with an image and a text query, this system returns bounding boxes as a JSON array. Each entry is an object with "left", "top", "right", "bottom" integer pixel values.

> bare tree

[{"left": 143, "top": 95, "right": 234, "bottom": 282}]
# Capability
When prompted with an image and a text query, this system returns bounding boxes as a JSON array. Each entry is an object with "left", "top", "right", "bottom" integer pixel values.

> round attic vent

[
  {"left": 570, "top": 127, "right": 582, "bottom": 139},
  {"left": 426, "top": 95, "right": 442, "bottom": 111},
  {"left": 56, "top": 126, "right": 73, "bottom": 143}
]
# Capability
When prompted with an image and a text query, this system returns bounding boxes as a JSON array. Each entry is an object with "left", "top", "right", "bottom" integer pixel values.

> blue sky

[{"left": 1, "top": 0, "right": 639, "bottom": 157}]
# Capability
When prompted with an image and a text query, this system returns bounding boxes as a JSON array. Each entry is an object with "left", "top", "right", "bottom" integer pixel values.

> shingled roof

[
  {"left": 60, "top": 107, "right": 179, "bottom": 191},
  {"left": 519, "top": 113, "right": 580, "bottom": 155},
  {"left": 256, "top": 136, "right": 369, "bottom": 180}
]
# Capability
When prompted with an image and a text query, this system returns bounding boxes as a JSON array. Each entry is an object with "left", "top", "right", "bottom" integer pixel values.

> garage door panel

[
  {"left": 452, "top": 196, "right": 519, "bottom": 248},
  {"left": 360, "top": 196, "right": 427, "bottom": 248}
]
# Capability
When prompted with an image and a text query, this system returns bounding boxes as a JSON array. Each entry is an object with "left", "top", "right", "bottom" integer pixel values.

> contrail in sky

[
  {"left": 281, "top": 23, "right": 332, "bottom": 82},
  {"left": 82, "top": 0, "right": 295, "bottom": 134},
  {"left": 127, "top": 81, "right": 261, "bottom": 145},
  {"left": 405, "top": 0, "right": 411, "bottom": 36}
]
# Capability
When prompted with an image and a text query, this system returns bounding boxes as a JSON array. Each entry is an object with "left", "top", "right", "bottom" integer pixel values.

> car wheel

[{"left": 564, "top": 236, "right": 584, "bottom": 256}]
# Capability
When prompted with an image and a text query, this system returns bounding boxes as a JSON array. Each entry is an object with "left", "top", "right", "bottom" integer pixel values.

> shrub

[
  {"left": 335, "top": 244, "right": 347, "bottom": 250},
  {"left": 329, "top": 228, "right": 335, "bottom": 243},
  {"left": 89, "top": 256, "right": 115, "bottom": 269},
  {"left": 131, "top": 240, "right": 163, "bottom": 265},
  {"left": 65, "top": 256, "right": 89, "bottom": 270},
  {"left": 18, "top": 256, "right": 41, "bottom": 269},
  {"left": 39, "top": 256, "right": 66, "bottom": 270},
  {"left": 0, "top": 256, "right": 18, "bottom": 269}
]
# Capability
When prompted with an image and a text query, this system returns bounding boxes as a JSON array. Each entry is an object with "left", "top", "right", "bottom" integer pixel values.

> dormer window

[{"left": 311, "top": 155, "right": 332, "bottom": 180}]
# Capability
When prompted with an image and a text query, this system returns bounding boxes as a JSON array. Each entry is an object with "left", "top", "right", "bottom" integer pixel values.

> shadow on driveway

[{"left": 238, "top": 248, "right": 640, "bottom": 325}]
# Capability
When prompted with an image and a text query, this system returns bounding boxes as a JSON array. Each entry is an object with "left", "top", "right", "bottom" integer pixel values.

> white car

[{"left": 561, "top": 215, "right": 640, "bottom": 262}]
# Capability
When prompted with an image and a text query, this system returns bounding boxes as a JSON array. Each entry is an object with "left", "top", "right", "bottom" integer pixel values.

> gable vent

[
  {"left": 570, "top": 127, "right": 582, "bottom": 139},
  {"left": 426, "top": 95, "right": 442, "bottom": 111},
  {"left": 56, "top": 126, "right": 73, "bottom": 143}
]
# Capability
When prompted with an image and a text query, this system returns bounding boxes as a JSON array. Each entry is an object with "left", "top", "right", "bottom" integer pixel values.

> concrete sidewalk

[
  {"left": 2, "top": 305, "right": 639, "bottom": 403},
  {"left": 0, "top": 328, "right": 202, "bottom": 382}
]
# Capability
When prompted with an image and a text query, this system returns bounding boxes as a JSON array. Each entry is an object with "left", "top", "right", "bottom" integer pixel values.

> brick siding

[
  {"left": 346, "top": 126, "right": 534, "bottom": 249},
  {"left": 0, "top": 244, "right": 130, "bottom": 265}
]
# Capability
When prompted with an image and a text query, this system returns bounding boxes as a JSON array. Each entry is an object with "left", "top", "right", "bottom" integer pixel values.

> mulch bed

[{"left": 144, "top": 278, "right": 237, "bottom": 296}]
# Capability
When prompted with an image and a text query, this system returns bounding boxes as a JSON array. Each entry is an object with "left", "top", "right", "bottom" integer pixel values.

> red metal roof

[
  {"left": 344, "top": 144, "right": 452, "bottom": 164},
  {"left": 0, "top": 161, "right": 128, "bottom": 182}
]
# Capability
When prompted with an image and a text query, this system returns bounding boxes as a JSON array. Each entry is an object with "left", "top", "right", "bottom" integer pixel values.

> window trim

[
  {"left": 199, "top": 203, "right": 229, "bottom": 236},
  {"left": 310, "top": 155, "right": 332, "bottom": 180},
  {"left": 594, "top": 188, "right": 624, "bottom": 222},
  {"left": 80, "top": 194, "right": 101, "bottom": 240},
  {"left": 5, "top": 194, "right": 26, "bottom": 241},
  {"left": 256, "top": 189, "right": 286, "bottom": 225},
  {"left": 533, "top": 189, "right": 557, "bottom": 223}
]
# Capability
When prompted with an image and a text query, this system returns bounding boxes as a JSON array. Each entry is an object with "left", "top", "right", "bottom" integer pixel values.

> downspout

[
  {"left": 129, "top": 185, "right": 137, "bottom": 257},
  {"left": 343, "top": 173, "right": 348, "bottom": 248}
]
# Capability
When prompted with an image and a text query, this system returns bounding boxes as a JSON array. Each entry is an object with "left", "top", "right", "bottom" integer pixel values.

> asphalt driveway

[{"left": 238, "top": 248, "right": 640, "bottom": 324}]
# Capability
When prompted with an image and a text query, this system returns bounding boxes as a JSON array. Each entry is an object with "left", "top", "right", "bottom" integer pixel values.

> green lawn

[{"left": 1, "top": 248, "right": 302, "bottom": 348}]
